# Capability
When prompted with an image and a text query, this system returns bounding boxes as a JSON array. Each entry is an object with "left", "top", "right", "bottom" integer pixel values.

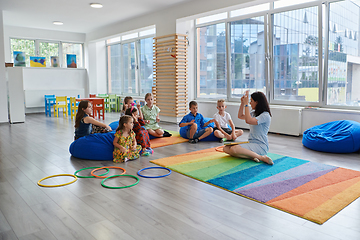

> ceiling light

[
  {"left": 90, "top": 3, "right": 103, "bottom": 8},
  {"left": 53, "top": 21, "right": 63, "bottom": 25}
]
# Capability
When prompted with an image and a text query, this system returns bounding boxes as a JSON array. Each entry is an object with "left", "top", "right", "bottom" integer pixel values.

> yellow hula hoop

[{"left": 37, "top": 174, "right": 78, "bottom": 187}]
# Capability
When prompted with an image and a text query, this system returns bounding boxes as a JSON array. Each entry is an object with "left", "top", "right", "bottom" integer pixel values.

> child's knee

[
  {"left": 207, "top": 127, "right": 213, "bottom": 133},
  {"left": 190, "top": 124, "right": 197, "bottom": 131}
]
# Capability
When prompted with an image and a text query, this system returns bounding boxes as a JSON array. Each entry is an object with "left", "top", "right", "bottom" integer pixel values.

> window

[
  {"left": 327, "top": 0, "right": 360, "bottom": 107},
  {"left": 273, "top": 6, "right": 319, "bottom": 102},
  {"left": 230, "top": 16, "right": 266, "bottom": 99},
  {"left": 139, "top": 37, "right": 154, "bottom": 94},
  {"left": 123, "top": 42, "right": 137, "bottom": 94},
  {"left": 10, "top": 38, "right": 83, "bottom": 68},
  {"left": 196, "top": 23, "right": 227, "bottom": 99},
  {"left": 107, "top": 44, "right": 121, "bottom": 93},
  {"left": 39, "top": 41, "right": 59, "bottom": 67},
  {"left": 106, "top": 34, "right": 154, "bottom": 95},
  {"left": 10, "top": 38, "right": 35, "bottom": 67},
  {"left": 62, "top": 43, "right": 84, "bottom": 68}
]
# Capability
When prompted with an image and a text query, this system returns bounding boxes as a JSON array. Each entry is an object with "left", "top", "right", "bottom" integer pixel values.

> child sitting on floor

[
  {"left": 113, "top": 115, "right": 142, "bottom": 163},
  {"left": 213, "top": 99, "right": 243, "bottom": 142},
  {"left": 179, "top": 100, "right": 213, "bottom": 143},
  {"left": 141, "top": 93, "right": 171, "bottom": 138},
  {"left": 74, "top": 100, "right": 112, "bottom": 140},
  {"left": 125, "top": 106, "right": 153, "bottom": 156}
]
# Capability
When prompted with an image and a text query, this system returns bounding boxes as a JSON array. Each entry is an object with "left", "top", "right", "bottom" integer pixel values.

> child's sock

[{"left": 163, "top": 131, "right": 172, "bottom": 137}]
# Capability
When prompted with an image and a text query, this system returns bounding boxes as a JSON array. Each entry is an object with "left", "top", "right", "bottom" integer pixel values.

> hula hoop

[
  {"left": 91, "top": 166, "right": 126, "bottom": 178},
  {"left": 101, "top": 174, "right": 139, "bottom": 189},
  {"left": 38, "top": 174, "right": 78, "bottom": 187},
  {"left": 215, "top": 146, "right": 224, "bottom": 152},
  {"left": 74, "top": 167, "right": 110, "bottom": 178},
  {"left": 137, "top": 167, "right": 172, "bottom": 178}
]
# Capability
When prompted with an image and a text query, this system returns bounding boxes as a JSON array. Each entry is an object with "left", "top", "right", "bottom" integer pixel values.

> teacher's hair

[{"left": 251, "top": 92, "right": 272, "bottom": 117}]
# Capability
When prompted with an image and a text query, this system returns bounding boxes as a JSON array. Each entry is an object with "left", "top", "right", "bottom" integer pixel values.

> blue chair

[{"left": 44, "top": 95, "right": 56, "bottom": 116}]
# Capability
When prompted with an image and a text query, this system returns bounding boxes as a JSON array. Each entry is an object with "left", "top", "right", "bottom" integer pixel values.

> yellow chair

[
  {"left": 70, "top": 97, "right": 77, "bottom": 120},
  {"left": 54, "top": 96, "right": 68, "bottom": 117}
]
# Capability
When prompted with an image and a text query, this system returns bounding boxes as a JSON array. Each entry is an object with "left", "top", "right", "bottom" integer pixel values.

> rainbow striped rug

[{"left": 150, "top": 147, "right": 360, "bottom": 224}]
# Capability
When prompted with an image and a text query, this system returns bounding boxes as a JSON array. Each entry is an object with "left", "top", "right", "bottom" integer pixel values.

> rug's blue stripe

[
  {"left": 235, "top": 161, "right": 337, "bottom": 192},
  {"left": 207, "top": 156, "right": 304, "bottom": 191}
]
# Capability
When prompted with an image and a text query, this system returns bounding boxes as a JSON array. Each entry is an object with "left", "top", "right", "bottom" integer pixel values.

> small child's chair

[
  {"left": 108, "top": 94, "right": 118, "bottom": 112},
  {"left": 92, "top": 98, "right": 105, "bottom": 120},
  {"left": 44, "top": 95, "right": 56, "bottom": 116},
  {"left": 69, "top": 97, "right": 77, "bottom": 120},
  {"left": 54, "top": 96, "right": 68, "bottom": 118}
]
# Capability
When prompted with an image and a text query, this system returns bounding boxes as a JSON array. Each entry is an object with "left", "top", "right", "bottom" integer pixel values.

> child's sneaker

[
  {"left": 189, "top": 138, "right": 199, "bottom": 143},
  {"left": 146, "top": 147, "right": 154, "bottom": 154},
  {"left": 141, "top": 151, "right": 150, "bottom": 157}
]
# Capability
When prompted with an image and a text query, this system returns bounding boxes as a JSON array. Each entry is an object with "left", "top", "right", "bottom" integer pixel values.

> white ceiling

[{"left": 0, "top": 0, "right": 194, "bottom": 34}]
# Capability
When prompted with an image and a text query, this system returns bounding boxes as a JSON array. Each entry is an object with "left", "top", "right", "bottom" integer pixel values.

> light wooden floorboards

[{"left": 0, "top": 112, "right": 359, "bottom": 240}]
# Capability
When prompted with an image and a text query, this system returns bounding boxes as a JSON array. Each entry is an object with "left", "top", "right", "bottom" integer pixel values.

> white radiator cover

[{"left": 198, "top": 102, "right": 304, "bottom": 137}]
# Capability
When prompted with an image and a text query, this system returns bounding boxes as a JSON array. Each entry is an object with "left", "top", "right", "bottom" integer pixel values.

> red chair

[
  {"left": 91, "top": 98, "right": 105, "bottom": 120},
  {"left": 89, "top": 94, "right": 96, "bottom": 98}
]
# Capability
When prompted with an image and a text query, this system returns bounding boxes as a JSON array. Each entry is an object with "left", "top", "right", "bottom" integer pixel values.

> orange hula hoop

[{"left": 91, "top": 166, "right": 126, "bottom": 178}]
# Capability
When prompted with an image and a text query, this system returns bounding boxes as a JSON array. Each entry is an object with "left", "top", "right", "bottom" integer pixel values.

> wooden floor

[{"left": 0, "top": 112, "right": 359, "bottom": 240}]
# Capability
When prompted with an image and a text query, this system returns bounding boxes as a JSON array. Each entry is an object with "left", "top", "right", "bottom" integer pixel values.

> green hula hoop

[
  {"left": 101, "top": 174, "right": 139, "bottom": 189},
  {"left": 74, "top": 167, "right": 110, "bottom": 178}
]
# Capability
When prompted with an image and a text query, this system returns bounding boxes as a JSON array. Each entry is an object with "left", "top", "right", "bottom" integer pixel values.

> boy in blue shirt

[{"left": 179, "top": 101, "right": 214, "bottom": 143}]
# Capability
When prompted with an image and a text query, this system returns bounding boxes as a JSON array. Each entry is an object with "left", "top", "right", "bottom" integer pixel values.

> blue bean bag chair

[
  {"left": 179, "top": 117, "right": 230, "bottom": 141},
  {"left": 302, "top": 120, "right": 360, "bottom": 153},
  {"left": 69, "top": 132, "right": 115, "bottom": 160}
]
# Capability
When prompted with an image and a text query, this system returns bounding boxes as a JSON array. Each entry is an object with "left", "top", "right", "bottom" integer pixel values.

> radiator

[
  {"left": 232, "top": 105, "right": 303, "bottom": 136},
  {"left": 269, "top": 106, "right": 303, "bottom": 136},
  {"left": 24, "top": 89, "right": 85, "bottom": 108}
]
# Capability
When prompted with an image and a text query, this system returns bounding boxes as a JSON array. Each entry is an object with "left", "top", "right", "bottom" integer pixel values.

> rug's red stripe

[
  {"left": 268, "top": 176, "right": 360, "bottom": 217},
  {"left": 267, "top": 168, "right": 360, "bottom": 204}
]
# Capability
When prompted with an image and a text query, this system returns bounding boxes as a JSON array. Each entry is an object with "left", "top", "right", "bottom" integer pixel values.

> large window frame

[
  {"left": 10, "top": 38, "right": 84, "bottom": 68},
  {"left": 195, "top": 0, "right": 360, "bottom": 110},
  {"left": 106, "top": 30, "right": 155, "bottom": 96}
]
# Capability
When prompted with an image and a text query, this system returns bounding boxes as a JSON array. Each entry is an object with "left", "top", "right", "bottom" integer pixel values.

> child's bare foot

[{"left": 261, "top": 156, "right": 273, "bottom": 165}]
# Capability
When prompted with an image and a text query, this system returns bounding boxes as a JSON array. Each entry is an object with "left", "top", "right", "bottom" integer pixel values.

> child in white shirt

[{"left": 213, "top": 99, "right": 243, "bottom": 142}]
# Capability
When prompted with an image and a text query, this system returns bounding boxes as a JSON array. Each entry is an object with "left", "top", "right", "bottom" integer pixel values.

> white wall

[{"left": 0, "top": 11, "right": 9, "bottom": 123}]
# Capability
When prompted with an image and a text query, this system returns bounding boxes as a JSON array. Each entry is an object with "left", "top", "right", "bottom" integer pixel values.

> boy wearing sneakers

[
  {"left": 213, "top": 99, "right": 243, "bottom": 142},
  {"left": 179, "top": 101, "right": 213, "bottom": 143}
]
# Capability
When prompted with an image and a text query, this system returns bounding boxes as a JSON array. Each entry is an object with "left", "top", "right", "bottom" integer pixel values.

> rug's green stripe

[
  {"left": 168, "top": 152, "right": 226, "bottom": 168},
  {"left": 171, "top": 157, "right": 249, "bottom": 181}
]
